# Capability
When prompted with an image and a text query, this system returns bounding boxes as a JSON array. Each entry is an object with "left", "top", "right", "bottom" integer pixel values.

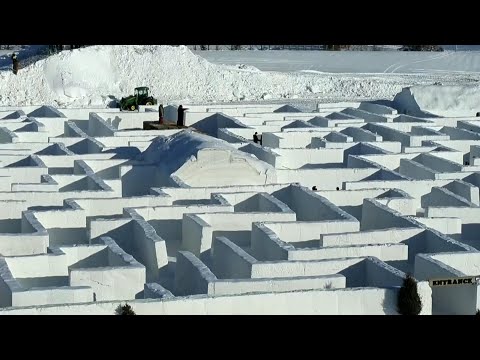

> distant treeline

[{"left": 190, "top": 45, "right": 444, "bottom": 51}]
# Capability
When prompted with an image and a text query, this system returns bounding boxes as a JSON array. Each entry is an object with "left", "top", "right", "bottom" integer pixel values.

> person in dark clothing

[
  {"left": 11, "top": 53, "right": 18, "bottom": 75},
  {"left": 177, "top": 105, "right": 188, "bottom": 127},
  {"left": 253, "top": 132, "right": 259, "bottom": 144},
  {"left": 159, "top": 104, "right": 164, "bottom": 124}
]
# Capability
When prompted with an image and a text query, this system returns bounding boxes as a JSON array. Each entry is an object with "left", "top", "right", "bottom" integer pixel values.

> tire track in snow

[
  {"left": 383, "top": 59, "right": 405, "bottom": 73},
  {"left": 389, "top": 51, "right": 453, "bottom": 74}
]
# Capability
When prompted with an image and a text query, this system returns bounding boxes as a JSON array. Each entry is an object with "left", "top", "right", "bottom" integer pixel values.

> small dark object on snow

[
  {"left": 476, "top": 112, "right": 480, "bottom": 117},
  {"left": 253, "top": 132, "right": 259, "bottom": 144},
  {"left": 336, "top": 187, "right": 340, "bottom": 191},
  {"left": 312, "top": 186, "right": 317, "bottom": 191}
]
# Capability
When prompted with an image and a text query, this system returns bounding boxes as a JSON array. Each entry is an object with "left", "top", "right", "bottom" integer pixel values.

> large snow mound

[
  {"left": 0, "top": 45, "right": 450, "bottom": 107},
  {"left": 139, "top": 129, "right": 273, "bottom": 175},
  {"left": 394, "top": 85, "right": 480, "bottom": 117}
]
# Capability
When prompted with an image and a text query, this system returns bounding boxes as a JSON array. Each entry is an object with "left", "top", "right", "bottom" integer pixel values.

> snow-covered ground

[
  {"left": 197, "top": 50, "right": 480, "bottom": 74},
  {"left": 443, "top": 45, "right": 480, "bottom": 52},
  {"left": 1, "top": 45, "right": 480, "bottom": 108}
]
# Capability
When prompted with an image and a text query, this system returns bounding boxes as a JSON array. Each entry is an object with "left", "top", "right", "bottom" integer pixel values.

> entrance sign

[{"left": 429, "top": 276, "right": 479, "bottom": 287}]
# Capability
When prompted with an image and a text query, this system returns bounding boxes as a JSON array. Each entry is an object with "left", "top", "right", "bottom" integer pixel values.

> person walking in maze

[{"left": 11, "top": 53, "right": 18, "bottom": 75}]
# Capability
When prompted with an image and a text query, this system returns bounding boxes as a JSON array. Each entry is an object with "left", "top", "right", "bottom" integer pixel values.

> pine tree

[
  {"left": 115, "top": 303, "right": 136, "bottom": 315},
  {"left": 397, "top": 274, "right": 422, "bottom": 315}
]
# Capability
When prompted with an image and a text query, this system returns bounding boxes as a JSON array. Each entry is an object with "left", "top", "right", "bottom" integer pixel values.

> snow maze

[{"left": 0, "top": 93, "right": 480, "bottom": 315}]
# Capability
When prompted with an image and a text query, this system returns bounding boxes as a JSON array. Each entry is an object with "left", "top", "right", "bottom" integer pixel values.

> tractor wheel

[{"left": 130, "top": 105, "right": 136, "bottom": 111}]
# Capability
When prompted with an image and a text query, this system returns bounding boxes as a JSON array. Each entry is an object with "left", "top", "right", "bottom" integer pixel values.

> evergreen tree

[
  {"left": 115, "top": 303, "right": 136, "bottom": 315},
  {"left": 397, "top": 274, "right": 422, "bottom": 315}
]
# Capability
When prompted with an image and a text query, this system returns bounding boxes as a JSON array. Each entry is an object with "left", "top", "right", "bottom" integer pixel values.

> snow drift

[
  {"left": 138, "top": 130, "right": 276, "bottom": 187},
  {"left": 0, "top": 45, "right": 439, "bottom": 108},
  {"left": 394, "top": 85, "right": 480, "bottom": 117}
]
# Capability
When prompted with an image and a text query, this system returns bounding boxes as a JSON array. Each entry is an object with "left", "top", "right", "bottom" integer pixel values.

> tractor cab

[{"left": 134, "top": 87, "right": 149, "bottom": 101}]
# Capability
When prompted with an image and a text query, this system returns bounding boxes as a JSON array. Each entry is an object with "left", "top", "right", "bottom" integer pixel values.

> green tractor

[{"left": 119, "top": 87, "right": 157, "bottom": 111}]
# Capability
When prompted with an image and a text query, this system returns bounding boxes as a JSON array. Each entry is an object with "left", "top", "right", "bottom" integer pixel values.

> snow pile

[
  {"left": 0, "top": 45, "right": 440, "bottom": 107},
  {"left": 156, "top": 130, "right": 277, "bottom": 187},
  {"left": 138, "top": 130, "right": 234, "bottom": 171},
  {"left": 394, "top": 85, "right": 480, "bottom": 117},
  {"left": 139, "top": 130, "right": 258, "bottom": 167}
]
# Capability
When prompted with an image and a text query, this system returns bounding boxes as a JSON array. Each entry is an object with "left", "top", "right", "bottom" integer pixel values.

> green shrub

[
  {"left": 397, "top": 274, "right": 422, "bottom": 315},
  {"left": 115, "top": 303, "right": 136, "bottom": 315}
]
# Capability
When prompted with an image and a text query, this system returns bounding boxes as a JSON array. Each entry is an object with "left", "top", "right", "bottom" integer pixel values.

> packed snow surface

[
  {"left": 1, "top": 45, "right": 480, "bottom": 108},
  {"left": 394, "top": 84, "right": 480, "bottom": 117},
  {"left": 198, "top": 50, "right": 480, "bottom": 74}
]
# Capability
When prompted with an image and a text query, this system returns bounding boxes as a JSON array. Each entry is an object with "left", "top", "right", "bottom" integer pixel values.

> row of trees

[
  {"left": 193, "top": 45, "right": 444, "bottom": 51},
  {"left": 0, "top": 45, "right": 25, "bottom": 50},
  {"left": 399, "top": 45, "right": 444, "bottom": 51},
  {"left": 0, "top": 45, "right": 88, "bottom": 52},
  {"left": 48, "top": 45, "right": 87, "bottom": 53},
  {"left": 195, "top": 45, "right": 243, "bottom": 50},
  {"left": 2, "top": 45, "right": 445, "bottom": 52},
  {"left": 193, "top": 45, "right": 327, "bottom": 50}
]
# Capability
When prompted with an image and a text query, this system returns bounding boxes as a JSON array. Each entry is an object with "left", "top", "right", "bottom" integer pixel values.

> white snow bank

[
  {"left": 394, "top": 85, "right": 480, "bottom": 117},
  {"left": 0, "top": 45, "right": 449, "bottom": 108},
  {"left": 138, "top": 130, "right": 276, "bottom": 186},
  {"left": 139, "top": 130, "right": 234, "bottom": 169},
  {"left": 139, "top": 129, "right": 272, "bottom": 174}
]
